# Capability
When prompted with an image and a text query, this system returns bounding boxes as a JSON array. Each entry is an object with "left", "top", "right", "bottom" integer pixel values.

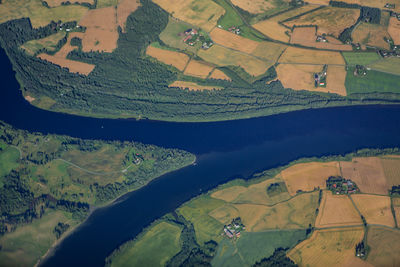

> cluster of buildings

[
  {"left": 223, "top": 217, "right": 245, "bottom": 239},
  {"left": 389, "top": 10, "right": 400, "bottom": 20},
  {"left": 179, "top": 28, "right": 213, "bottom": 49},
  {"left": 314, "top": 65, "right": 327, "bottom": 87},
  {"left": 378, "top": 47, "right": 400, "bottom": 58},
  {"left": 316, "top": 35, "right": 327, "bottom": 43},
  {"left": 326, "top": 176, "right": 359, "bottom": 194}
]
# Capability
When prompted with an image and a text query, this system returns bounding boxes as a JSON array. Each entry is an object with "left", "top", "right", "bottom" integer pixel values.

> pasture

[
  {"left": 352, "top": 22, "right": 391, "bottom": 50},
  {"left": 97, "top": 0, "right": 118, "bottom": 8},
  {"left": 159, "top": 17, "right": 199, "bottom": 52},
  {"left": 339, "top": 157, "right": 389, "bottom": 195},
  {"left": 280, "top": 161, "right": 340, "bottom": 196},
  {"left": 352, "top": 194, "right": 395, "bottom": 227},
  {"left": 315, "top": 191, "right": 362, "bottom": 228},
  {"left": 368, "top": 57, "right": 400, "bottom": 76},
  {"left": 169, "top": 81, "right": 222, "bottom": 91},
  {"left": 366, "top": 226, "right": 400, "bottom": 267},
  {"left": 146, "top": 46, "right": 190, "bottom": 71},
  {"left": 109, "top": 222, "right": 182, "bottom": 267},
  {"left": 0, "top": 143, "right": 20, "bottom": 184},
  {"left": 388, "top": 17, "right": 400, "bottom": 44},
  {"left": 209, "top": 69, "right": 232, "bottom": 81},
  {"left": 213, "top": 0, "right": 244, "bottom": 29},
  {"left": 183, "top": 60, "right": 214, "bottom": 79},
  {"left": 152, "top": 0, "right": 225, "bottom": 32},
  {"left": 278, "top": 47, "right": 345, "bottom": 65},
  {"left": 381, "top": 156, "right": 400, "bottom": 186},
  {"left": 21, "top": 32, "right": 66, "bottom": 55},
  {"left": 341, "top": 52, "right": 381, "bottom": 66},
  {"left": 288, "top": 227, "right": 366, "bottom": 267}
]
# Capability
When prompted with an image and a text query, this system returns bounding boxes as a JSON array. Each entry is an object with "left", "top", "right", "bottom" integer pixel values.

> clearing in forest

[
  {"left": 151, "top": 0, "right": 225, "bottom": 32},
  {"left": 315, "top": 191, "right": 362, "bottom": 228},
  {"left": 184, "top": 60, "right": 214, "bottom": 79},
  {"left": 381, "top": 156, "right": 400, "bottom": 186},
  {"left": 352, "top": 194, "right": 395, "bottom": 227},
  {"left": 278, "top": 47, "right": 345, "bottom": 65},
  {"left": 366, "top": 226, "right": 400, "bottom": 267},
  {"left": 284, "top": 7, "right": 360, "bottom": 38},
  {"left": 252, "top": 5, "right": 319, "bottom": 43},
  {"left": 368, "top": 57, "right": 400, "bottom": 76},
  {"left": 288, "top": 227, "right": 367, "bottom": 267},
  {"left": 169, "top": 81, "right": 222, "bottom": 91},
  {"left": 116, "top": 0, "right": 141, "bottom": 31},
  {"left": 21, "top": 32, "right": 66, "bottom": 55},
  {"left": 209, "top": 69, "right": 231, "bottom": 81},
  {"left": 280, "top": 161, "right": 340, "bottom": 195},
  {"left": 388, "top": 17, "right": 400, "bottom": 44},
  {"left": 146, "top": 46, "right": 190, "bottom": 71},
  {"left": 352, "top": 22, "right": 391, "bottom": 50},
  {"left": 339, "top": 157, "right": 389, "bottom": 195}
]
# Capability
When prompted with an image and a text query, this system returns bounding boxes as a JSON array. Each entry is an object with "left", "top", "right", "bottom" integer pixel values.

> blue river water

[{"left": 1, "top": 46, "right": 400, "bottom": 266}]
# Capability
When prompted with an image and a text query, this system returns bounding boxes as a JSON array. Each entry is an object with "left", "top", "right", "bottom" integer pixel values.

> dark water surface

[{"left": 1, "top": 47, "right": 400, "bottom": 266}]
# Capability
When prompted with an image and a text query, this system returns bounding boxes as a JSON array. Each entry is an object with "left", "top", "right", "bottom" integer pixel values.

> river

[{"left": 1, "top": 46, "right": 400, "bottom": 266}]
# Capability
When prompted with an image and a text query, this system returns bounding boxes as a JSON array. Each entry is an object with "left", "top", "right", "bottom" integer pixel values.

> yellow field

[
  {"left": 211, "top": 185, "right": 248, "bottom": 202},
  {"left": 230, "top": 0, "right": 290, "bottom": 14},
  {"left": 152, "top": 0, "right": 225, "bottom": 32},
  {"left": 116, "top": 0, "right": 141, "bottom": 32},
  {"left": 393, "top": 198, "right": 400, "bottom": 226},
  {"left": 251, "top": 41, "right": 287, "bottom": 62},
  {"left": 352, "top": 194, "right": 395, "bottom": 227},
  {"left": 340, "top": 157, "right": 389, "bottom": 195},
  {"left": 288, "top": 227, "right": 367, "bottom": 267},
  {"left": 198, "top": 44, "right": 270, "bottom": 76},
  {"left": 388, "top": 17, "right": 400, "bottom": 44},
  {"left": 45, "top": 0, "right": 95, "bottom": 7},
  {"left": 38, "top": 53, "right": 95, "bottom": 75},
  {"left": 284, "top": 7, "right": 360, "bottom": 38},
  {"left": 146, "top": 46, "right": 190, "bottom": 71},
  {"left": 208, "top": 203, "right": 240, "bottom": 225},
  {"left": 325, "top": 65, "right": 348, "bottom": 96},
  {"left": 169, "top": 81, "right": 223, "bottom": 91},
  {"left": 315, "top": 191, "right": 362, "bottom": 228},
  {"left": 277, "top": 63, "right": 323, "bottom": 92},
  {"left": 252, "top": 5, "right": 321, "bottom": 42},
  {"left": 281, "top": 161, "right": 340, "bottom": 195},
  {"left": 278, "top": 47, "right": 345, "bottom": 65},
  {"left": 21, "top": 31, "right": 66, "bottom": 55},
  {"left": 183, "top": 60, "right": 214, "bottom": 79},
  {"left": 210, "top": 28, "right": 260, "bottom": 54},
  {"left": 209, "top": 69, "right": 231, "bottom": 81},
  {"left": 381, "top": 156, "right": 400, "bottom": 186},
  {"left": 352, "top": 22, "right": 391, "bottom": 50},
  {"left": 0, "top": 0, "right": 89, "bottom": 28},
  {"left": 366, "top": 226, "right": 400, "bottom": 267}
]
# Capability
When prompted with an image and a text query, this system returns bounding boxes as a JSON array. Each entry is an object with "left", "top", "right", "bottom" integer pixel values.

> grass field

[
  {"left": 213, "top": 0, "right": 244, "bottom": 29},
  {"left": 21, "top": 32, "right": 67, "bottom": 55},
  {"left": 281, "top": 161, "right": 340, "bottom": 196},
  {"left": 183, "top": 60, "right": 214, "bottom": 78},
  {"left": 97, "top": 0, "right": 119, "bottom": 8},
  {"left": 345, "top": 67, "right": 400, "bottom": 94},
  {"left": 352, "top": 194, "right": 395, "bottom": 227},
  {"left": 366, "top": 226, "right": 400, "bottom": 267},
  {"left": 368, "top": 57, "right": 400, "bottom": 76},
  {"left": 340, "top": 157, "right": 389, "bottom": 195},
  {"left": 284, "top": 7, "right": 359, "bottom": 38},
  {"left": 169, "top": 81, "right": 223, "bottom": 91},
  {"left": 0, "top": 210, "right": 79, "bottom": 267},
  {"left": 0, "top": 0, "right": 89, "bottom": 28},
  {"left": 0, "top": 144, "right": 20, "bottom": 187},
  {"left": 315, "top": 191, "right": 362, "bottom": 228},
  {"left": 209, "top": 69, "right": 232, "bottom": 81},
  {"left": 146, "top": 46, "right": 190, "bottom": 71},
  {"left": 278, "top": 47, "right": 345, "bottom": 65},
  {"left": 109, "top": 222, "right": 182, "bottom": 267},
  {"left": 152, "top": 0, "right": 225, "bottom": 32},
  {"left": 341, "top": 52, "right": 381, "bottom": 66},
  {"left": 212, "top": 230, "right": 307, "bottom": 267},
  {"left": 288, "top": 227, "right": 366, "bottom": 267},
  {"left": 381, "top": 156, "right": 400, "bottom": 186},
  {"left": 352, "top": 22, "right": 391, "bottom": 50},
  {"left": 388, "top": 17, "right": 400, "bottom": 44}
]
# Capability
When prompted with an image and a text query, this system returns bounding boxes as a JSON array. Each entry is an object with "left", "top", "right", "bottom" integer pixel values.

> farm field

[
  {"left": 169, "top": 81, "right": 223, "bottom": 91},
  {"left": 210, "top": 28, "right": 260, "bottom": 54},
  {"left": 381, "top": 156, "right": 400, "bottom": 186},
  {"left": 341, "top": 52, "right": 381, "bottom": 66},
  {"left": 116, "top": 0, "right": 141, "bottom": 31},
  {"left": 288, "top": 227, "right": 366, "bottom": 267},
  {"left": 339, "top": 157, "right": 389, "bottom": 195},
  {"left": 278, "top": 47, "right": 345, "bottom": 65},
  {"left": 213, "top": 0, "right": 244, "bottom": 29},
  {"left": 352, "top": 194, "right": 395, "bottom": 227},
  {"left": 276, "top": 63, "right": 323, "bottom": 92},
  {"left": 108, "top": 222, "right": 182, "bottom": 267},
  {"left": 388, "top": 17, "right": 400, "bottom": 44},
  {"left": 38, "top": 53, "right": 95, "bottom": 75},
  {"left": 366, "top": 226, "right": 400, "bottom": 267},
  {"left": 21, "top": 32, "right": 66, "bottom": 55},
  {"left": 393, "top": 198, "right": 400, "bottom": 226},
  {"left": 280, "top": 161, "right": 340, "bottom": 195},
  {"left": 146, "top": 46, "right": 189, "bottom": 71},
  {"left": 183, "top": 60, "right": 214, "bottom": 79},
  {"left": 209, "top": 69, "right": 231, "bottom": 81},
  {"left": 151, "top": 0, "right": 225, "bottom": 32},
  {"left": 368, "top": 57, "right": 400, "bottom": 76},
  {"left": 251, "top": 41, "right": 287, "bottom": 62},
  {"left": 315, "top": 191, "right": 362, "bottom": 228},
  {"left": 284, "top": 7, "right": 360, "bottom": 38},
  {"left": 352, "top": 22, "right": 391, "bottom": 50},
  {"left": 325, "top": 65, "right": 347, "bottom": 96},
  {"left": 230, "top": 0, "right": 291, "bottom": 16}
]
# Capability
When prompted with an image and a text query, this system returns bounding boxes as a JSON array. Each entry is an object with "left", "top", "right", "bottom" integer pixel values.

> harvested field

[
  {"left": 367, "top": 226, "right": 400, "bottom": 267},
  {"left": 368, "top": 57, "right": 400, "bottom": 76},
  {"left": 284, "top": 7, "right": 360, "bottom": 38},
  {"left": 116, "top": 0, "right": 141, "bottom": 31},
  {"left": 288, "top": 227, "right": 367, "bottom": 267},
  {"left": 352, "top": 194, "right": 395, "bottom": 227},
  {"left": 211, "top": 186, "right": 248, "bottom": 202},
  {"left": 278, "top": 47, "right": 345, "bottom": 65},
  {"left": 169, "top": 81, "right": 222, "bottom": 91},
  {"left": 388, "top": 17, "right": 400, "bottom": 44},
  {"left": 315, "top": 191, "right": 362, "bottom": 228},
  {"left": 251, "top": 41, "right": 287, "bottom": 62},
  {"left": 21, "top": 32, "right": 66, "bottom": 55},
  {"left": 210, "top": 28, "right": 260, "bottom": 54},
  {"left": 209, "top": 69, "right": 231, "bottom": 81},
  {"left": 231, "top": 0, "right": 290, "bottom": 14},
  {"left": 276, "top": 63, "right": 323, "bottom": 91},
  {"left": 252, "top": 5, "right": 319, "bottom": 42},
  {"left": 54, "top": 32, "right": 84, "bottom": 58},
  {"left": 0, "top": 0, "right": 89, "bottom": 28},
  {"left": 184, "top": 60, "right": 214, "bottom": 79},
  {"left": 290, "top": 27, "right": 352, "bottom": 51},
  {"left": 146, "top": 46, "right": 190, "bottom": 71},
  {"left": 78, "top": 7, "right": 119, "bottom": 52},
  {"left": 352, "top": 22, "right": 391, "bottom": 50},
  {"left": 45, "top": 0, "right": 95, "bottom": 7},
  {"left": 393, "top": 198, "right": 400, "bottom": 226},
  {"left": 381, "top": 156, "right": 400, "bottom": 186},
  {"left": 152, "top": 0, "right": 225, "bottom": 32},
  {"left": 339, "top": 157, "right": 389, "bottom": 195},
  {"left": 325, "top": 65, "right": 347, "bottom": 96},
  {"left": 281, "top": 161, "right": 341, "bottom": 195},
  {"left": 198, "top": 44, "right": 270, "bottom": 76}
]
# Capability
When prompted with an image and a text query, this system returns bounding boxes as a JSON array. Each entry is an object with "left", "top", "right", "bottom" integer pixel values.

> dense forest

[{"left": 1, "top": 0, "right": 399, "bottom": 121}]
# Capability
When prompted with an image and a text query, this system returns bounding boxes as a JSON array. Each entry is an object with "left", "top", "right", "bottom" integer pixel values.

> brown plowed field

[
  {"left": 146, "top": 46, "right": 190, "bottom": 71},
  {"left": 352, "top": 194, "right": 395, "bottom": 227}
]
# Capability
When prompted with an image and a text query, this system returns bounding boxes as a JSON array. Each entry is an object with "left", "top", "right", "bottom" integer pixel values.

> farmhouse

[
  {"left": 223, "top": 217, "right": 245, "bottom": 239},
  {"left": 326, "top": 176, "right": 359, "bottom": 194}
]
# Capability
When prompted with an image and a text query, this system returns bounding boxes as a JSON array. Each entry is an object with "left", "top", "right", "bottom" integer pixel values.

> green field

[
  {"left": 341, "top": 52, "right": 381, "bottom": 66},
  {"left": 345, "top": 67, "right": 400, "bottom": 94},
  {"left": 368, "top": 57, "right": 400, "bottom": 76},
  {"left": 97, "top": 0, "right": 119, "bottom": 8},
  {"left": 214, "top": 0, "right": 244, "bottom": 29},
  {"left": 211, "top": 230, "right": 307, "bottom": 267},
  {"left": 21, "top": 31, "right": 66, "bottom": 55},
  {"left": 0, "top": 144, "right": 20, "bottom": 187},
  {"left": 109, "top": 222, "right": 182, "bottom": 267}
]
